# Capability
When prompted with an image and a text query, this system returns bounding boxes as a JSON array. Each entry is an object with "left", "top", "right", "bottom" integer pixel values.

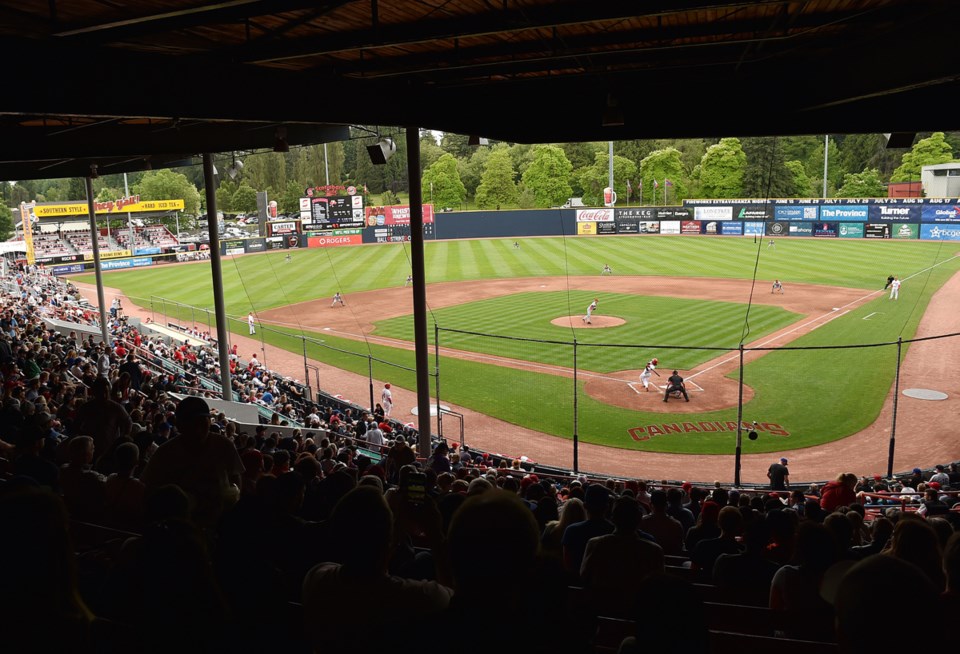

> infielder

[
  {"left": 381, "top": 383, "right": 393, "bottom": 417},
  {"left": 582, "top": 298, "right": 598, "bottom": 324},
  {"left": 771, "top": 279, "right": 783, "bottom": 294},
  {"left": 640, "top": 357, "right": 660, "bottom": 392},
  {"left": 889, "top": 277, "right": 901, "bottom": 300},
  {"left": 405, "top": 274, "right": 413, "bottom": 287},
  {"left": 601, "top": 264, "right": 613, "bottom": 275},
  {"left": 331, "top": 292, "right": 346, "bottom": 307}
]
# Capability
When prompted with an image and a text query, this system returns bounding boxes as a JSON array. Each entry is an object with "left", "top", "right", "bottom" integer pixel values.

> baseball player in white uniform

[
  {"left": 247, "top": 312, "right": 256, "bottom": 335},
  {"left": 381, "top": 383, "right": 393, "bottom": 417},
  {"left": 889, "top": 277, "right": 901, "bottom": 300},
  {"left": 331, "top": 292, "right": 346, "bottom": 307},
  {"left": 640, "top": 358, "right": 660, "bottom": 391},
  {"left": 582, "top": 298, "right": 598, "bottom": 324}
]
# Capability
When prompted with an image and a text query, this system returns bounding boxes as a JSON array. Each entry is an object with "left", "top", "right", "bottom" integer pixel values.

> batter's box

[{"left": 628, "top": 380, "right": 704, "bottom": 395}]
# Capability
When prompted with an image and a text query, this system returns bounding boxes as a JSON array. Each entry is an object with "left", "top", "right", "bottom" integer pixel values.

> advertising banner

[
  {"left": 920, "top": 223, "right": 960, "bottom": 241},
  {"left": 864, "top": 224, "right": 891, "bottom": 239},
  {"left": 788, "top": 222, "right": 812, "bottom": 236},
  {"left": 577, "top": 222, "right": 597, "bottom": 235},
  {"left": 328, "top": 195, "right": 364, "bottom": 225},
  {"left": 655, "top": 207, "right": 692, "bottom": 220},
  {"left": 52, "top": 263, "right": 84, "bottom": 275},
  {"left": 819, "top": 205, "right": 868, "bottom": 221},
  {"left": 34, "top": 198, "right": 184, "bottom": 218},
  {"left": 743, "top": 221, "right": 765, "bottom": 235},
  {"left": 640, "top": 222, "right": 660, "bottom": 234},
  {"left": 681, "top": 220, "right": 702, "bottom": 234},
  {"left": 720, "top": 222, "right": 743, "bottom": 235},
  {"left": 892, "top": 223, "right": 918, "bottom": 239},
  {"left": 267, "top": 220, "right": 300, "bottom": 236},
  {"left": 659, "top": 220, "right": 681, "bottom": 235},
  {"left": 596, "top": 222, "right": 617, "bottom": 234},
  {"left": 221, "top": 239, "right": 245, "bottom": 255},
  {"left": 920, "top": 205, "right": 960, "bottom": 222},
  {"left": 100, "top": 257, "right": 152, "bottom": 271},
  {"left": 286, "top": 234, "right": 301, "bottom": 249},
  {"left": 307, "top": 234, "right": 363, "bottom": 247},
  {"left": 83, "top": 249, "right": 131, "bottom": 261},
  {"left": 576, "top": 208, "right": 614, "bottom": 222},
  {"left": 838, "top": 223, "right": 865, "bottom": 238},
  {"left": 265, "top": 236, "right": 286, "bottom": 250},
  {"left": 813, "top": 222, "right": 838, "bottom": 238},
  {"left": 244, "top": 238, "right": 266, "bottom": 253},
  {"left": 774, "top": 205, "right": 819, "bottom": 221},
  {"left": 134, "top": 246, "right": 161, "bottom": 256},
  {"left": 364, "top": 205, "right": 435, "bottom": 226},
  {"left": 765, "top": 221, "right": 788, "bottom": 236},
  {"left": 869, "top": 205, "right": 920, "bottom": 222},
  {"left": 19, "top": 203, "right": 35, "bottom": 264},
  {"left": 616, "top": 222, "right": 639, "bottom": 234},
  {"left": 702, "top": 221, "right": 720, "bottom": 235},
  {"left": 693, "top": 206, "right": 733, "bottom": 221},
  {"left": 734, "top": 205, "right": 773, "bottom": 221},
  {"left": 616, "top": 208, "right": 656, "bottom": 220}
]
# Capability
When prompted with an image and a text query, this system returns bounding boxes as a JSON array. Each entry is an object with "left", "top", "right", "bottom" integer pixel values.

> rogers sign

[
  {"left": 307, "top": 234, "right": 362, "bottom": 248},
  {"left": 576, "top": 209, "right": 614, "bottom": 222}
]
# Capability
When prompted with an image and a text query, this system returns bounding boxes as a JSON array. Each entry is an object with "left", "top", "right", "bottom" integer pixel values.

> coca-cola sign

[{"left": 576, "top": 209, "right": 614, "bottom": 222}]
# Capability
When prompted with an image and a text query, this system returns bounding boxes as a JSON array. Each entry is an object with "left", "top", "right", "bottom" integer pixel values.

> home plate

[
  {"left": 832, "top": 307, "right": 840, "bottom": 311},
  {"left": 411, "top": 403, "right": 451, "bottom": 417}
]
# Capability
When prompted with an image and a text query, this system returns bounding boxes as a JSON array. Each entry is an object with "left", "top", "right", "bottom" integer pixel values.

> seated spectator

[
  {"left": 104, "top": 442, "right": 146, "bottom": 531},
  {"left": 59, "top": 436, "right": 106, "bottom": 523},
  {"left": 820, "top": 472, "right": 859, "bottom": 512},
  {"left": 690, "top": 505, "right": 743, "bottom": 582},
  {"left": 302, "top": 486, "right": 452, "bottom": 653},
  {"left": 580, "top": 495, "right": 665, "bottom": 617},
  {"left": 684, "top": 499, "right": 721, "bottom": 552},
  {"left": 640, "top": 489, "right": 684, "bottom": 556},
  {"left": 885, "top": 516, "right": 945, "bottom": 590},
  {"left": 770, "top": 522, "right": 836, "bottom": 638},
  {"left": 850, "top": 516, "right": 893, "bottom": 559},
  {"left": 73, "top": 377, "right": 132, "bottom": 463},
  {"left": 713, "top": 518, "right": 781, "bottom": 599},
  {"left": 562, "top": 484, "right": 614, "bottom": 576},
  {"left": 835, "top": 555, "right": 944, "bottom": 652}
]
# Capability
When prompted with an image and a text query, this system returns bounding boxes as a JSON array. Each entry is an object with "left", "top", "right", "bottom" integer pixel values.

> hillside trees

[{"left": 521, "top": 145, "right": 573, "bottom": 207}]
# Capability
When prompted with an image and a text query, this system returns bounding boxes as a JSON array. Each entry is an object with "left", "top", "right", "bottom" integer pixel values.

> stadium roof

[{"left": 0, "top": 0, "right": 957, "bottom": 178}]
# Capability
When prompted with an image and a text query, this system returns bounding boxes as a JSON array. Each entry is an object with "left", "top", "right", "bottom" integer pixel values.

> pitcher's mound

[{"left": 552, "top": 315, "right": 626, "bottom": 328}]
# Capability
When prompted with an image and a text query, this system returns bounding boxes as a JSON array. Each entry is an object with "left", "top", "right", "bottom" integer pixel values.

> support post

[
  {"left": 435, "top": 322, "right": 442, "bottom": 439},
  {"left": 573, "top": 339, "right": 579, "bottom": 474},
  {"left": 302, "top": 335, "right": 310, "bottom": 401},
  {"left": 84, "top": 177, "right": 111, "bottom": 345},
  {"left": 201, "top": 153, "right": 233, "bottom": 401},
  {"left": 887, "top": 338, "right": 903, "bottom": 478},
  {"left": 368, "top": 355, "right": 375, "bottom": 415},
  {"left": 734, "top": 345, "right": 745, "bottom": 487},
  {"left": 407, "top": 127, "right": 433, "bottom": 458}
]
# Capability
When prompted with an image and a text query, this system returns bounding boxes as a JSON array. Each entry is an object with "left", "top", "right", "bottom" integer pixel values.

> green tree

[
  {"left": 577, "top": 152, "right": 638, "bottom": 206},
  {"left": 459, "top": 147, "right": 491, "bottom": 202},
  {"left": 279, "top": 180, "right": 306, "bottom": 214},
  {"left": 891, "top": 132, "right": 954, "bottom": 182},
  {"left": 419, "top": 133, "right": 447, "bottom": 174},
  {"left": 422, "top": 153, "right": 467, "bottom": 209},
  {"left": 215, "top": 179, "right": 237, "bottom": 213},
  {"left": 520, "top": 145, "right": 573, "bottom": 207},
  {"left": 231, "top": 183, "right": 258, "bottom": 214},
  {"left": 837, "top": 168, "right": 887, "bottom": 198},
  {"left": 0, "top": 206, "right": 14, "bottom": 241},
  {"left": 133, "top": 169, "right": 202, "bottom": 215},
  {"left": 637, "top": 148, "right": 683, "bottom": 204},
  {"left": 838, "top": 134, "right": 898, "bottom": 180},
  {"left": 785, "top": 160, "right": 815, "bottom": 197},
  {"left": 439, "top": 132, "right": 474, "bottom": 160},
  {"left": 474, "top": 145, "right": 519, "bottom": 209},
  {"left": 655, "top": 138, "right": 708, "bottom": 174},
  {"left": 381, "top": 190, "right": 400, "bottom": 205},
  {"left": 697, "top": 138, "right": 746, "bottom": 198},
  {"left": 741, "top": 137, "right": 795, "bottom": 198},
  {"left": 562, "top": 142, "right": 604, "bottom": 195},
  {"left": 778, "top": 136, "right": 822, "bottom": 174},
  {"left": 242, "top": 151, "right": 287, "bottom": 197}
]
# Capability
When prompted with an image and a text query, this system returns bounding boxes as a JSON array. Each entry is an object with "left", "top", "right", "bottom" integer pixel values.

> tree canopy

[
  {"left": 133, "top": 169, "right": 202, "bottom": 215},
  {"left": 891, "top": 132, "right": 954, "bottom": 182},
  {"left": 520, "top": 145, "right": 573, "bottom": 208}
]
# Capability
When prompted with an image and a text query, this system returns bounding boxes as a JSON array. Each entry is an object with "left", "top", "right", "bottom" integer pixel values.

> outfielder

[
  {"left": 582, "top": 298, "right": 598, "bottom": 324},
  {"left": 640, "top": 357, "right": 660, "bottom": 392},
  {"left": 601, "top": 264, "right": 613, "bottom": 275}
]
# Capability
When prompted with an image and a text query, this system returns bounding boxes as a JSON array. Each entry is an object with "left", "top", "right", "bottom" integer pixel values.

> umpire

[
  {"left": 663, "top": 370, "right": 689, "bottom": 402},
  {"left": 884, "top": 274, "right": 895, "bottom": 290}
]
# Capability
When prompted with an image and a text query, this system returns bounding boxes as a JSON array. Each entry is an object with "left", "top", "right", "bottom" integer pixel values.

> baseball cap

[
  {"left": 912, "top": 467, "right": 922, "bottom": 474},
  {"left": 780, "top": 457, "right": 788, "bottom": 464},
  {"left": 929, "top": 482, "right": 941, "bottom": 490},
  {"left": 175, "top": 396, "right": 211, "bottom": 421}
]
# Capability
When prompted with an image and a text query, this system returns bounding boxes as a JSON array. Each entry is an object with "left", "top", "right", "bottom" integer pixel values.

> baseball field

[{"left": 74, "top": 235, "right": 960, "bottom": 476}]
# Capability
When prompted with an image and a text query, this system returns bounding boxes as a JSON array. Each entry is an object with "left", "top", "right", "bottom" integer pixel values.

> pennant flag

[
  {"left": 653, "top": 179, "right": 659, "bottom": 188},
  {"left": 665, "top": 179, "right": 674, "bottom": 187},
  {"left": 637, "top": 179, "right": 642, "bottom": 189},
  {"left": 626, "top": 179, "right": 633, "bottom": 193},
  {"left": 363, "top": 184, "right": 369, "bottom": 194}
]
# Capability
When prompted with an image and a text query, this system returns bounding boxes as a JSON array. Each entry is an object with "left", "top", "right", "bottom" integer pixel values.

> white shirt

[
  {"left": 891, "top": 279, "right": 901, "bottom": 290},
  {"left": 381, "top": 387, "right": 393, "bottom": 405}
]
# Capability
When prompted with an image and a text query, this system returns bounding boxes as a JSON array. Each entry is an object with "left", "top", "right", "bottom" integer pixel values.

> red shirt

[{"left": 819, "top": 481, "right": 857, "bottom": 512}]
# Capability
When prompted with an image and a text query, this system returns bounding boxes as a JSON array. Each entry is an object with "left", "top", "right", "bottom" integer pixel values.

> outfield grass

[{"left": 75, "top": 235, "right": 960, "bottom": 454}]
